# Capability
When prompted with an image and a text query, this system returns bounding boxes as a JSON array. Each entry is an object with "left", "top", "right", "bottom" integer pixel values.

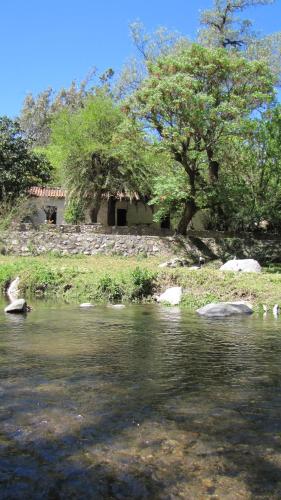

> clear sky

[{"left": 1, "top": 0, "right": 280, "bottom": 117}]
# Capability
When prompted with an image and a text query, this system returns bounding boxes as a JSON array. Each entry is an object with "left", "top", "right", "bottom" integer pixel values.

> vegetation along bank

[{"left": 0, "top": 255, "right": 281, "bottom": 311}]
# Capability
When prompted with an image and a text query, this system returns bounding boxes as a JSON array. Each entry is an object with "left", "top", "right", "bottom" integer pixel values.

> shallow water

[{"left": 1, "top": 302, "right": 281, "bottom": 498}]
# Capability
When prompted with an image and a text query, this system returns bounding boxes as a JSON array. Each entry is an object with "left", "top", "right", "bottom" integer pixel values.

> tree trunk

[
  {"left": 89, "top": 190, "right": 102, "bottom": 223},
  {"left": 177, "top": 198, "right": 197, "bottom": 235},
  {"left": 207, "top": 148, "right": 219, "bottom": 182}
]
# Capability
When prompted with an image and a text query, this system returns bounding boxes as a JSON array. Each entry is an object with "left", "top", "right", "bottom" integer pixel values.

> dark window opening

[
  {"left": 117, "top": 209, "right": 127, "bottom": 226},
  {"left": 161, "top": 215, "right": 170, "bottom": 229}
]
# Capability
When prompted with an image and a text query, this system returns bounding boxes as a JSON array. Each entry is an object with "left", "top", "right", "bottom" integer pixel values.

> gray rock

[
  {"left": 5, "top": 299, "right": 27, "bottom": 314},
  {"left": 220, "top": 259, "right": 261, "bottom": 273},
  {"left": 157, "top": 287, "right": 183, "bottom": 306},
  {"left": 197, "top": 301, "right": 253, "bottom": 317}
]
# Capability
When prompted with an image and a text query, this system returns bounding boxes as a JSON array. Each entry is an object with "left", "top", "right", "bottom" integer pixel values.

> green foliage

[
  {"left": 64, "top": 198, "right": 85, "bottom": 224},
  {"left": 46, "top": 93, "right": 155, "bottom": 221},
  {"left": 128, "top": 43, "right": 274, "bottom": 233},
  {"left": 0, "top": 117, "right": 52, "bottom": 203},
  {"left": 0, "top": 197, "right": 33, "bottom": 230},
  {"left": 96, "top": 267, "right": 155, "bottom": 302},
  {"left": 129, "top": 266, "right": 156, "bottom": 299},
  {"left": 149, "top": 165, "right": 189, "bottom": 223},
  {"left": 19, "top": 69, "right": 115, "bottom": 147},
  {"left": 97, "top": 274, "right": 125, "bottom": 302},
  {"left": 211, "top": 108, "right": 281, "bottom": 231}
]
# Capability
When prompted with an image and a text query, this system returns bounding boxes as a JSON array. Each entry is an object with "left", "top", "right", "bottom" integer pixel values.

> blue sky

[{"left": 1, "top": 0, "right": 280, "bottom": 117}]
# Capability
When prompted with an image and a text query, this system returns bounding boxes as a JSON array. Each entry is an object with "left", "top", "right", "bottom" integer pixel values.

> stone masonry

[{"left": 1, "top": 224, "right": 281, "bottom": 263}]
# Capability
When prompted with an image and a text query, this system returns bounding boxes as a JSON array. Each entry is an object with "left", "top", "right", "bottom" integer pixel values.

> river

[{"left": 1, "top": 302, "right": 281, "bottom": 499}]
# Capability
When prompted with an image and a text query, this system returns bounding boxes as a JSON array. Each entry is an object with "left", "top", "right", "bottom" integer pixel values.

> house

[
  {"left": 27, "top": 187, "right": 66, "bottom": 225},
  {"left": 26, "top": 187, "right": 171, "bottom": 231}
]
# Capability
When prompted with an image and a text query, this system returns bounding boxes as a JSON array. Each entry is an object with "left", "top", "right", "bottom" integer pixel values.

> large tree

[
  {"left": 0, "top": 117, "right": 52, "bottom": 202},
  {"left": 127, "top": 44, "right": 274, "bottom": 233},
  {"left": 46, "top": 93, "right": 153, "bottom": 222}
]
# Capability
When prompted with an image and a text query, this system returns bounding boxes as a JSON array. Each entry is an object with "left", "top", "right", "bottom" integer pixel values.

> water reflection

[{"left": 1, "top": 302, "right": 281, "bottom": 498}]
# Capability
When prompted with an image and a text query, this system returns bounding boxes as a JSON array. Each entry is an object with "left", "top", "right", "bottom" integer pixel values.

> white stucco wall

[
  {"left": 86, "top": 199, "right": 160, "bottom": 227},
  {"left": 115, "top": 200, "right": 158, "bottom": 226},
  {"left": 26, "top": 197, "right": 66, "bottom": 225},
  {"left": 27, "top": 196, "right": 165, "bottom": 228},
  {"left": 97, "top": 200, "right": 109, "bottom": 225}
]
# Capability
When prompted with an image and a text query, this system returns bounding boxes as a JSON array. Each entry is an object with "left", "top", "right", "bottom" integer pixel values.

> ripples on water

[{"left": 1, "top": 302, "right": 281, "bottom": 498}]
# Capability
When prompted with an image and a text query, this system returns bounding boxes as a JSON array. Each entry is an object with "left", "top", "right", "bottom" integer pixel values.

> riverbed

[{"left": 1, "top": 302, "right": 281, "bottom": 498}]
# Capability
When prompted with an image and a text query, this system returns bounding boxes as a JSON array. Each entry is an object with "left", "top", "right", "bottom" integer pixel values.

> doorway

[
  {"left": 117, "top": 209, "right": 127, "bottom": 226},
  {"left": 107, "top": 198, "right": 116, "bottom": 226}
]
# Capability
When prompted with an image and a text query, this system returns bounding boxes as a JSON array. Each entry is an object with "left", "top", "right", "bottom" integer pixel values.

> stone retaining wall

[
  {"left": 0, "top": 224, "right": 175, "bottom": 257},
  {"left": 0, "top": 224, "right": 281, "bottom": 263}
]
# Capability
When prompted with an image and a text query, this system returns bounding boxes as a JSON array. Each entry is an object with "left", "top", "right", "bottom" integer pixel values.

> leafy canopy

[
  {"left": 0, "top": 117, "right": 52, "bottom": 202},
  {"left": 46, "top": 93, "right": 154, "bottom": 221},
  {"left": 127, "top": 43, "right": 275, "bottom": 232}
]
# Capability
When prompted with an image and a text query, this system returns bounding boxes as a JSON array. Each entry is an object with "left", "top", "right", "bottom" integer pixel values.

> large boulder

[
  {"left": 5, "top": 299, "right": 27, "bottom": 314},
  {"left": 157, "top": 287, "right": 182, "bottom": 306},
  {"left": 220, "top": 259, "right": 261, "bottom": 273},
  {"left": 197, "top": 301, "right": 253, "bottom": 318}
]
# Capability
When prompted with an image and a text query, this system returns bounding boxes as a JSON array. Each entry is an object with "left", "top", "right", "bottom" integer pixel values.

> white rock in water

[
  {"left": 197, "top": 301, "right": 253, "bottom": 317},
  {"left": 7, "top": 276, "right": 20, "bottom": 302},
  {"left": 5, "top": 299, "right": 27, "bottom": 314},
  {"left": 220, "top": 259, "right": 261, "bottom": 273},
  {"left": 80, "top": 303, "right": 94, "bottom": 308},
  {"left": 109, "top": 304, "right": 126, "bottom": 309},
  {"left": 157, "top": 287, "right": 182, "bottom": 306}
]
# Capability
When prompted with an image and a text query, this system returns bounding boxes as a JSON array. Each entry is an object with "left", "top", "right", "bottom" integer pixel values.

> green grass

[{"left": 0, "top": 254, "right": 281, "bottom": 310}]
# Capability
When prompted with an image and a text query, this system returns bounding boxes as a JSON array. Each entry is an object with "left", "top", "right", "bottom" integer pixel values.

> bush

[
  {"left": 97, "top": 274, "right": 125, "bottom": 302},
  {"left": 129, "top": 266, "right": 155, "bottom": 300}
]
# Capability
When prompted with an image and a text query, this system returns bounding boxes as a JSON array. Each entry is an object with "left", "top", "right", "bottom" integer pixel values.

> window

[{"left": 44, "top": 205, "right": 57, "bottom": 224}]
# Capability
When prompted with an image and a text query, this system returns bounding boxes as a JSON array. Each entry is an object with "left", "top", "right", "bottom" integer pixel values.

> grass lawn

[{"left": 0, "top": 254, "right": 281, "bottom": 310}]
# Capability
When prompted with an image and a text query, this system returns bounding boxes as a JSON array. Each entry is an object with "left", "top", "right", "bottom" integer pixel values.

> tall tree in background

[
  {"left": 128, "top": 44, "right": 274, "bottom": 234},
  {"left": 199, "top": 0, "right": 281, "bottom": 82},
  {"left": 0, "top": 117, "right": 52, "bottom": 202},
  {"left": 114, "top": 22, "right": 188, "bottom": 99},
  {"left": 19, "top": 69, "right": 114, "bottom": 147}
]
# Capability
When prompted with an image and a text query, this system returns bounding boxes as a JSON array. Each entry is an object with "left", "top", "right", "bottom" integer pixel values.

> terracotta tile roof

[
  {"left": 28, "top": 186, "right": 141, "bottom": 201},
  {"left": 28, "top": 186, "right": 66, "bottom": 198}
]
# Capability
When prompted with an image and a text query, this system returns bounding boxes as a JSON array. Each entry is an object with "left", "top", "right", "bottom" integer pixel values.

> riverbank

[{"left": 0, "top": 255, "right": 281, "bottom": 310}]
